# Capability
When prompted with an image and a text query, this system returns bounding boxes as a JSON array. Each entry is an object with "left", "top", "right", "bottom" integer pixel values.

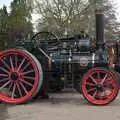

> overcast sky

[
  {"left": 114, "top": 0, "right": 120, "bottom": 21},
  {"left": 0, "top": 0, "right": 12, "bottom": 10}
]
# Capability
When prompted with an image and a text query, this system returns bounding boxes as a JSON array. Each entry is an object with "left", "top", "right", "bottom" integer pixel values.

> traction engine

[{"left": 0, "top": 10, "right": 119, "bottom": 105}]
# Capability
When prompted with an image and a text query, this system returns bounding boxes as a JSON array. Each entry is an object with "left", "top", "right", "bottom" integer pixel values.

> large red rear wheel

[
  {"left": 0, "top": 49, "right": 43, "bottom": 104},
  {"left": 81, "top": 68, "right": 119, "bottom": 105}
]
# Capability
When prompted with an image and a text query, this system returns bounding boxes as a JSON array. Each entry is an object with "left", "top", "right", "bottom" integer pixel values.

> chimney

[{"left": 95, "top": 10, "right": 105, "bottom": 46}]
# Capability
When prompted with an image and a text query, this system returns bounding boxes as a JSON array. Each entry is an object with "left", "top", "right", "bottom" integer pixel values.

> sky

[
  {"left": 0, "top": 0, "right": 12, "bottom": 11},
  {"left": 114, "top": 0, "right": 120, "bottom": 21},
  {"left": 0, "top": 0, "right": 120, "bottom": 22}
]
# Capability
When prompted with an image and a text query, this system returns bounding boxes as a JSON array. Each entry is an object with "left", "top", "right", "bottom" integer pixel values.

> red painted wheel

[
  {"left": 0, "top": 49, "right": 43, "bottom": 104},
  {"left": 81, "top": 68, "right": 119, "bottom": 105}
]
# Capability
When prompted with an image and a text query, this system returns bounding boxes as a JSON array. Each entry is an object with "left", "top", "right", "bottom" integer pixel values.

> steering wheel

[{"left": 31, "top": 31, "right": 61, "bottom": 48}]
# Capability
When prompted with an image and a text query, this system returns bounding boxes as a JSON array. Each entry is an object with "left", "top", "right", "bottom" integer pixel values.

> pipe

[{"left": 95, "top": 10, "right": 105, "bottom": 45}]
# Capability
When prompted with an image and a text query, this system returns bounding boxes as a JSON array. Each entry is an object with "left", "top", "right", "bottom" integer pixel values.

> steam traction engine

[{"left": 0, "top": 10, "right": 119, "bottom": 105}]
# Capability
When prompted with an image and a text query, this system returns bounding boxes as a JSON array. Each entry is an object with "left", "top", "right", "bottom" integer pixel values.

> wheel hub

[
  {"left": 96, "top": 83, "right": 103, "bottom": 90},
  {"left": 11, "top": 72, "right": 19, "bottom": 81}
]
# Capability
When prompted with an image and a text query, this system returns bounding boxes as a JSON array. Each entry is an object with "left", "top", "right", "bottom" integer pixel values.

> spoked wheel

[
  {"left": 81, "top": 68, "right": 119, "bottom": 105},
  {"left": 0, "top": 49, "right": 43, "bottom": 104}
]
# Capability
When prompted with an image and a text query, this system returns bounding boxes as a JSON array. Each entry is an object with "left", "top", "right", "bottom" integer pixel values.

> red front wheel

[
  {"left": 0, "top": 49, "right": 43, "bottom": 104},
  {"left": 81, "top": 68, "right": 119, "bottom": 105}
]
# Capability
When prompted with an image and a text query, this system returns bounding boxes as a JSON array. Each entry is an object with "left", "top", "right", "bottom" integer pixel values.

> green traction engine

[{"left": 0, "top": 10, "right": 119, "bottom": 105}]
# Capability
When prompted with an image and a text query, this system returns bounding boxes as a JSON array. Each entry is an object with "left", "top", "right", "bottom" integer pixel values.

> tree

[
  {"left": 8, "top": 0, "right": 33, "bottom": 41},
  {"left": 0, "top": 5, "right": 9, "bottom": 49},
  {"left": 0, "top": 0, "right": 34, "bottom": 50},
  {"left": 34, "top": 0, "right": 89, "bottom": 37},
  {"left": 0, "top": 6, "right": 8, "bottom": 32},
  {"left": 34, "top": 0, "right": 120, "bottom": 41},
  {"left": 87, "top": 0, "right": 120, "bottom": 41}
]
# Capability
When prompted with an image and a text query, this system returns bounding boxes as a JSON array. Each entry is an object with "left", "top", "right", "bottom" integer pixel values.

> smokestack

[{"left": 95, "top": 10, "right": 105, "bottom": 45}]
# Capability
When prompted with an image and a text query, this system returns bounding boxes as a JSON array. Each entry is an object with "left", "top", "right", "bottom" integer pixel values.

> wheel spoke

[
  {"left": 103, "top": 88, "right": 107, "bottom": 97},
  {"left": 16, "top": 83, "right": 22, "bottom": 97},
  {"left": 8, "top": 82, "right": 13, "bottom": 91},
  {"left": 12, "top": 84, "right": 16, "bottom": 99},
  {"left": 21, "top": 62, "right": 30, "bottom": 72},
  {"left": 87, "top": 87, "right": 96, "bottom": 93},
  {"left": 92, "top": 90, "right": 97, "bottom": 98},
  {"left": 104, "top": 78, "right": 113, "bottom": 87},
  {"left": 101, "top": 74, "right": 108, "bottom": 84},
  {"left": 104, "top": 77, "right": 113, "bottom": 83},
  {"left": 15, "top": 54, "right": 18, "bottom": 68},
  {"left": 86, "top": 82, "right": 96, "bottom": 86},
  {"left": 0, "top": 66, "right": 9, "bottom": 74},
  {"left": 21, "top": 79, "right": 33, "bottom": 87},
  {"left": 104, "top": 85, "right": 113, "bottom": 91},
  {"left": 20, "top": 82, "right": 28, "bottom": 95},
  {"left": 10, "top": 56, "right": 14, "bottom": 71},
  {"left": 0, "top": 73, "right": 8, "bottom": 77},
  {"left": 20, "top": 69, "right": 35, "bottom": 75},
  {"left": 97, "top": 72, "right": 100, "bottom": 79},
  {"left": 0, "top": 78, "right": 9, "bottom": 83},
  {"left": 0, "top": 81, "right": 11, "bottom": 90},
  {"left": 22, "top": 76, "right": 35, "bottom": 80},
  {"left": 1, "top": 59, "right": 11, "bottom": 70},
  {"left": 17, "top": 58, "right": 26, "bottom": 71},
  {"left": 89, "top": 76, "right": 97, "bottom": 84},
  {"left": 97, "top": 91, "right": 103, "bottom": 100}
]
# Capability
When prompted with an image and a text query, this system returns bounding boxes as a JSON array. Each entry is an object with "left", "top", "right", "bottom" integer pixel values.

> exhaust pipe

[
  {"left": 95, "top": 10, "right": 105, "bottom": 46},
  {"left": 95, "top": 10, "right": 108, "bottom": 65}
]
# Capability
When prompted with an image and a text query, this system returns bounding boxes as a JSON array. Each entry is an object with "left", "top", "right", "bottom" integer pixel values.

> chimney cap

[{"left": 95, "top": 9, "right": 104, "bottom": 14}]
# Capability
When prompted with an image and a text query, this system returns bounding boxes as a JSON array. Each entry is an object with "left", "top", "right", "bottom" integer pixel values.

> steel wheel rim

[
  {"left": 0, "top": 49, "right": 40, "bottom": 103},
  {"left": 82, "top": 68, "right": 118, "bottom": 105},
  {"left": 27, "top": 50, "right": 43, "bottom": 99}
]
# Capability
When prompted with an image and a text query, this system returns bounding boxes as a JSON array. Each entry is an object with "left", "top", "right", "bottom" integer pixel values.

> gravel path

[{"left": 0, "top": 92, "right": 120, "bottom": 120}]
